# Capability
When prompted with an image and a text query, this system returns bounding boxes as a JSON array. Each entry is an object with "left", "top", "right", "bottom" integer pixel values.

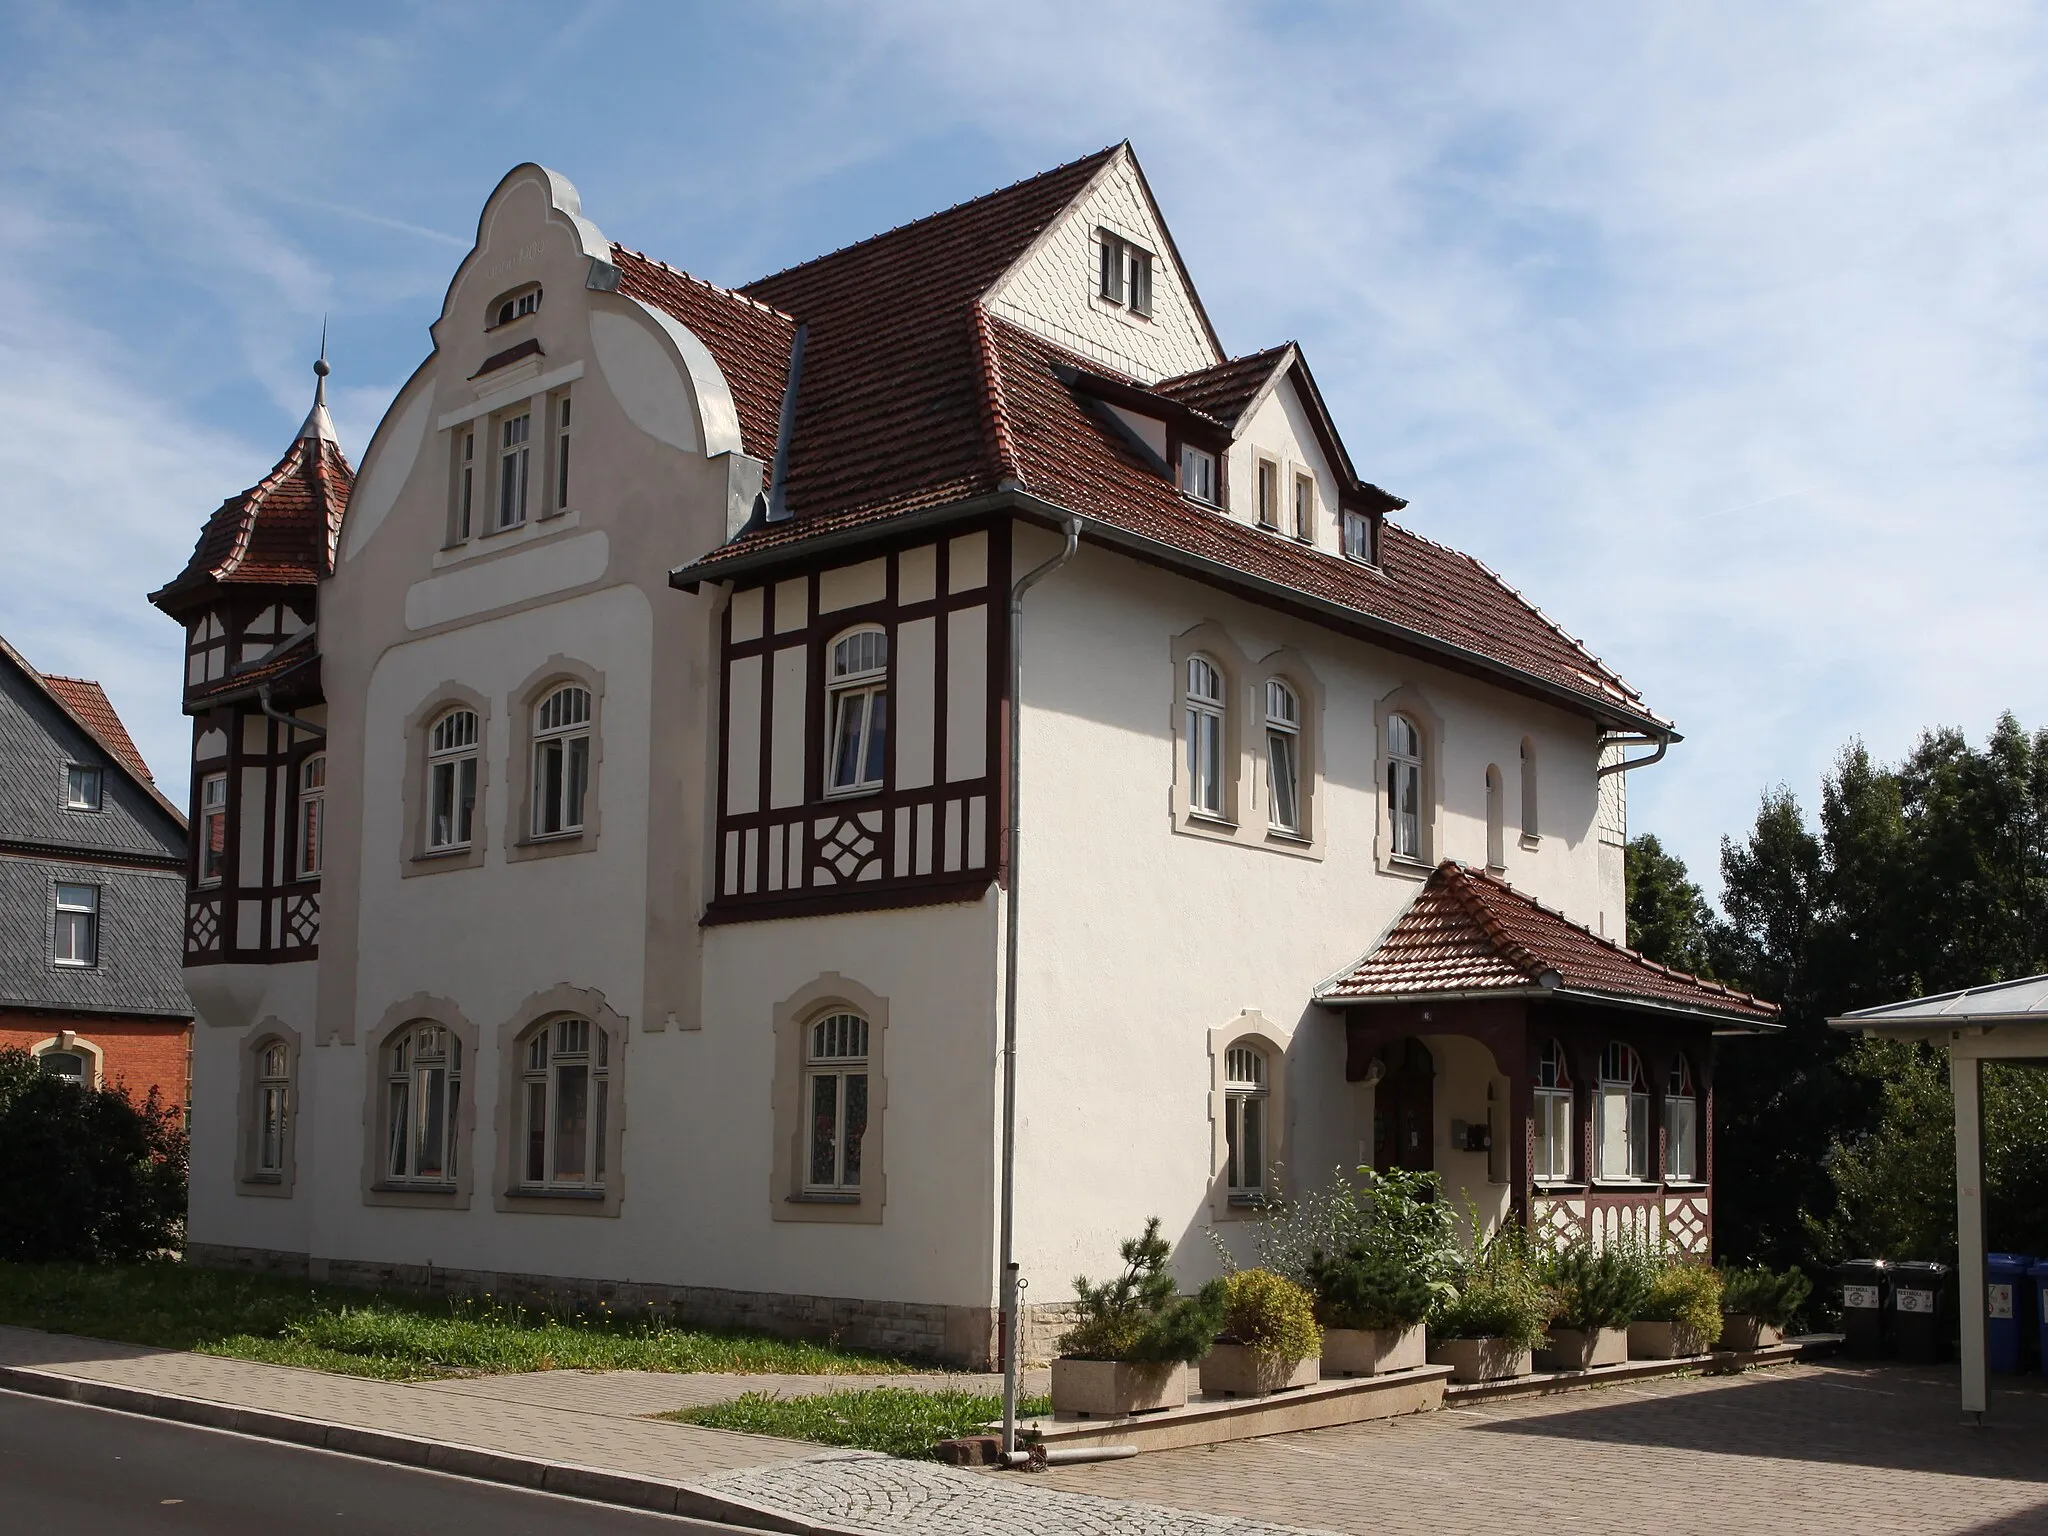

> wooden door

[{"left": 1372, "top": 1038, "right": 1436, "bottom": 1173}]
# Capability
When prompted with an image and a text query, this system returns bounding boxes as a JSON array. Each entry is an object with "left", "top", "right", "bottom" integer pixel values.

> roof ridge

[
  {"left": 1154, "top": 341, "right": 1295, "bottom": 387},
  {"left": 610, "top": 247, "right": 799, "bottom": 323},
  {"left": 1437, "top": 862, "right": 1555, "bottom": 982},
  {"left": 741, "top": 144, "right": 1123, "bottom": 289},
  {"left": 971, "top": 303, "right": 1021, "bottom": 486}
]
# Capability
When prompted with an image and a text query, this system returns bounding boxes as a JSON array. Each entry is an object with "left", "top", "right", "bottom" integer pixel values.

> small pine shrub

[
  {"left": 1218, "top": 1268, "right": 1320, "bottom": 1366},
  {"left": 1303, "top": 1244, "right": 1435, "bottom": 1331},
  {"left": 1719, "top": 1265, "right": 1812, "bottom": 1329},
  {"left": 1542, "top": 1238, "right": 1652, "bottom": 1331},
  {"left": 1639, "top": 1261, "right": 1724, "bottom": 1349},
  {"left": 1434, "top": 1226, "right": 1552, "bottom": 1349},
  {"left": 1059, "top": 1218, "right": 1227, "bottom": 1365}
]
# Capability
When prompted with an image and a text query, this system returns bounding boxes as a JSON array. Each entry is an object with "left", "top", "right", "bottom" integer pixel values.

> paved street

[
  {"left": 0, "top": 1389, "right": 755, "bottom": 1535},
  {"left": 1034, "top": 1361, "right": 2048, "bottom": 1536}
]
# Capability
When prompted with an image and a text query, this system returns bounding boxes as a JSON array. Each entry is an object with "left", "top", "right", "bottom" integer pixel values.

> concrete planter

[
  {"left": 1719, "top": 1315, "right": 1783, "bottom": 1351},
  {"left": 1628, "top": 1320, "right": 1709, "bottom": 1359},
  {"left": 1427, "top": 1336, "right": 1534, "bottom": 1383},
  {"left": 1321, "top": 1323, "right": 1428, "bottom": 1377},
  {"left": 1049, "top": 1359, "right": 1189, "bottom": 1418},
  {"left": 1536, "top": 1326, "right": 1629, "bottom": 1372},
  {"left": 1198, "top": 1342, "right": 1319, "bottom": 1397}
]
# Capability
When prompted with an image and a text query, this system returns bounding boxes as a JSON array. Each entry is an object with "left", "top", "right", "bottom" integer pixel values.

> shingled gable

[
  {"left": 1316, "top": 861, "right": 1778, "bottom": 1027},
  {"left": 0, "top": 635, "right": 185, "bottom": 826}
]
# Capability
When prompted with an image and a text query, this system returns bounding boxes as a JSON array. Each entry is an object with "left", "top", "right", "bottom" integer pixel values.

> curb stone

[{"left": 0, "top": 1362, "right": 869, "bottom": 1535}]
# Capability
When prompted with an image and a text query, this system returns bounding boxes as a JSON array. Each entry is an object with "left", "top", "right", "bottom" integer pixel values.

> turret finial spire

[{"left": 298, "top": 319, "right": 339, "bottom": 445}]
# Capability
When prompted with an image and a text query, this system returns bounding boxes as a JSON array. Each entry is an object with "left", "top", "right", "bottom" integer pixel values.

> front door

[{"left": 1372, "top": 1038, "right": 1436, "bottom": 1174}]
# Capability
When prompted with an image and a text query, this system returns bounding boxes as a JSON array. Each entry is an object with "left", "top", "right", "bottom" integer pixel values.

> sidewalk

[{"left": 0, "top": 1326, "right": 1323, "bottom": 1536}]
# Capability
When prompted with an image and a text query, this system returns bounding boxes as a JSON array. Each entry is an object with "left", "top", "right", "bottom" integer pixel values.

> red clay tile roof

[
  {"left": 1317, "top": 862, "right": 1777, "bottom": 1023},
  {"left": 182, "top": 647, "right": 320, "bottom": 709},
  {"left": 610, "top": 249, "right": 797, "bottom": 464},
  {"left": 738, "top": 146, "right": 1126, "bottom": 523},
  {"left": 41, "top": 675, "right": 155, "bottom": 784},
  {"left": 1152, "top": 345, "right": 1293, "bottom": 427},
  {"left": 151, "top": 431, "right": 352, "bottom": 615}
]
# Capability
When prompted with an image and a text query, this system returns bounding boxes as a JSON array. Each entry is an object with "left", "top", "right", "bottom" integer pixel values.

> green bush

[
  {"left": 1286, "top": 1167, "right": 1458, "bottom": 1331},
  {"left": 1433, "top": 1227, "right": 1551, "bottom": 1349},
  {"left": 1720, "top": 1265, "right": 1812, "bottom": 1328},
  {"left": 0, "top": 1048, "right": 186, "bottom": 1262},
  {"left": 1059, "top": 1218, "right": 1227, "bottom": 1365},
  {"left": 1638, "top": 1260, "right": 1724, "bottom": 1348},
  {"left": 1304, "top": 1244, "right": 1435, "bottom": 1331},
  {"left": 1217, "top": 1268, "right": 1320, "bottom": 1365},
  {"left": 1541, "top": 1238, "right": 1652, "bottom": 1331},
  {"left": 1214, "top": 1165, "right": 1457, "bottom": 1292}
]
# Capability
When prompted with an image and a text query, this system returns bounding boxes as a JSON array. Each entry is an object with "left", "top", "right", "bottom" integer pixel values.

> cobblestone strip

[{"left": 699, "top": 1452, "right": 1339, "bottom": 1536}]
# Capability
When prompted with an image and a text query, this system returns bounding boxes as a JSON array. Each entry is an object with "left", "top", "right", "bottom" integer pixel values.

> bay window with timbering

[
  {"left": 1534, "top": 1038, "right": 1574, "bottom": 1185},
  {"left": 825, "top": 628, "right": 888, "bottom": 797},
  {"left": 1664, "top": 1054, "right": 1700, "bottom": 1183},
  {"left": 1596, "top": 1042, "right": 1651, "bottom": 1183}
]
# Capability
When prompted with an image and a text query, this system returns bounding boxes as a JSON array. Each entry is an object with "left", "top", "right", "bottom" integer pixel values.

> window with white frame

[
  {"left": 1596, "top": 1042, "right": 1651, "bottom": 1182},
  {"left": 426, "top": 709, "right": 480, "bottom": 852},
  {"left": 64, "top": 764, "right": 103, "bottom": 811},
  {"left": 519, "top": 1017, "right": 609, "bottom": 1191},
  {"left": 1342, "top": 508, "right": 1373, "bottom": 562},
  {"left": 826, "top": 628, "right": 888, "bottom": 796},
  {"left": 1534, "top": 1038, "right": 1573, "bottom": 1183},
  {"left": 256, "top": 1039, "right": 290, "bottom": 1176},
  {"left": 53, "top": 883, "right": 98, "bottom": 968},
  {"left": 805, "top": 1011, "right": 869, "bottom": 1192},
  {"left": 297, "top": 754, "right": 325, "bottom": 878},
  {"left": 493, "top": 286, "right": 541, "bottom": 327},
  {"left": 384, "top": 1023, "right": 460, "bottom": 1186},
  {"left": 531, "top": 685, "right": 591, "bottom": 838},
  {"left": 38, "top": 1047, "right": 87, "bottom": 1084},
  {"left": 1520, "top": 737, "right": 1540, "bottom": 841},
  {"left": 1224, "top": 1043, "right": 1269, "bottom": 1199},
  {"left": 1387, "top": 712, "right": 1424, "bottom": 860},
  {"left": 1293, "top": 472, "right": 1315, "bottom": 541},
  {"left": 1265, "top": 680, "right": 1301, "bottom": 835},
  {"left": 1179, "top": 444, "right": 1218, "bottom": 504},
  {"left": 198, "top": 773, "right": 227, "bottom": 885},
  {"left": 1185, "top": 655, "right": 1226, "bottom": 818},
  {"left": 497, "top": 412, "right": 531, "bottom": 530},
  {"left": 1255, "top": 459, "right": 1279, "bottom": 528},
  {"left": 453, "top": 428, "right": 475, "bottom": 542},
  {"left": 1665, "top": 1055, "right": 1699, "bottom": 1182},
  {"left": 553, "top": 395, "right": 572, "bottom": 512},
  {"left": 1485, "top": 764, "right": 1505, "bottom": 870},
  {"left": 1096, "top": 230, "right": 1152, "bottom": 316}
]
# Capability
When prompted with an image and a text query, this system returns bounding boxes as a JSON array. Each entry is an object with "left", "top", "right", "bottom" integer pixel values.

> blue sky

[{"left": 5, "top": 1, "right": 2046, "bottom": 898}]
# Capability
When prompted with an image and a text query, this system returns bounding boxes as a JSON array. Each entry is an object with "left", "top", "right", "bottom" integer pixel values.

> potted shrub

[
  {"left": 1428, "top": 1229, "right": 1551, "bottom": 1383},
  {"left": 1305, "top": 1243, "right": 1434, "bottom": 1376},
  {"left": 1199, "top": 1268, "right": 1322, "bottom": 1396},
  {"left": 1629, "top": 1260, "right": 1723, "bottom": 1359},
  {"left": 1537, "top": 1238, "right": 1649, "bottom": 1371},
  {"left": 1051, "top": 1218, "right": 1227, "bottom": 1417},
  {"left": 1719, "top": 1265, "right": 1812, "bottom": 1350}
]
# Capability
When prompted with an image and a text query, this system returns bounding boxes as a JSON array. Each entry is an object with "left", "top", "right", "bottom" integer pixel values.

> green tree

[{"left": 1624, "top": 834, "right": 1716, "bottom": 975}]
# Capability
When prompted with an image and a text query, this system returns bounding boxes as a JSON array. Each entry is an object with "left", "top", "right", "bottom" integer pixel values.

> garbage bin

[
  {"left": 1838, "top": 1259, "right": 1890, "bottom": 1359},
  {"left": 1986, "top": 1254, "right": 2032, "bottom": 1374},
  {"left": 2029, "top": 1259, "right": 2048, "bottom": 1372},
  {"left": 1889, "top": 1260, "right": 1953, "bottom": 1364}
]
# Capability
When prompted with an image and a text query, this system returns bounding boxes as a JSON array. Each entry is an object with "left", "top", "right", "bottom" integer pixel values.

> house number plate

[
  {"left": 1988, "top": 1284, "right": 2014, "bottom": 1320},
  {"left": 1895, "top": 1288, "right": 1935, "bottom": 1314},
  {"left": 1843, "top": 1285, "right": 1879, "bottom": 1309}
]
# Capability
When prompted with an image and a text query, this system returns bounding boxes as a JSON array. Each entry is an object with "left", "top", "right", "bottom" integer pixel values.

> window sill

[
  {"left": 243, "top": 1173, "right": 283, "bottom": 1186},
  {"left": 416, "top": 845, "right": 475, "bottom": 861},
  {"left": 1185, "top": 811, "right": 1237, "bottom": 830},
  {"left": 52, "top": 961, "right": 97, "bottom": 971},
  {"left": 1590, "top": 1180, "right": 1661, "bottom": 1192},
  {"left": 1534, "top": 1181, "right": 1585, "bottom": 1194},
  {"left": 1663, "top": 1180, "right": 1709, "bottom": 1191},
  {"left": 433, "top": 509, "right": 581, "bottom": 569},
  {"left": 506, "top": 1186, "right": 606, "bottom": 1201},
  {"left": 1266, "top": 827, "right": 1310, "bottom": 845},
  {"left": 790, "top": 1191, "right": 861, "bottom": 1205},
  {"left": 371, "top": 1181, "right": 458, "bottom": 1196},
  {"left": 1226, "top": 1192, "right": 1267, "bottom": 1208},
  {"left": 822, "top": 784, "right": 884, "bottom": 803},
  {"left": 521, "top": 830, "right": 586, "bottom": 846}
]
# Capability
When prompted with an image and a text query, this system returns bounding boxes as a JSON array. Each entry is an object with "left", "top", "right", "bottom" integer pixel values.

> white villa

[{"left": 154, "top": 146, "right": 1775, "bottom": 1365}]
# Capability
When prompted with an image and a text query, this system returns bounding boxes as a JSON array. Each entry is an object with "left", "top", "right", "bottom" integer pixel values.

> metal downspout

[
  {"left": 1000, "top": 515, "right": 1082, "bottom": 1457},
  {"left": 257, "top": 683, "right": 326, "bottom": 740}
]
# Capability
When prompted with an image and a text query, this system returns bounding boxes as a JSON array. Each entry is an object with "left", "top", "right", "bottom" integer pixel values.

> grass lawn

[
  {"left": 667, "top": 1386, "right": 1055, "bottom": 1459},
  {"left": 0, "top": 1261, "right": 919, "bottom": 1381}
]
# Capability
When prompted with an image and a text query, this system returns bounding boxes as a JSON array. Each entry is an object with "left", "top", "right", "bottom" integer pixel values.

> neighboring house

[
  {"left": 0, "top": 637, "right": 193, "bottom": 1104},
  {"left": 157, "top": 145, "right": 1775, "bottom": 1366}
]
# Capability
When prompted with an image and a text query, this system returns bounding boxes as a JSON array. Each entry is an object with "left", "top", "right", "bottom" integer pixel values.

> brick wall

[{"left": 0, "top": 1009, "right": 191, "bottom": 1109}]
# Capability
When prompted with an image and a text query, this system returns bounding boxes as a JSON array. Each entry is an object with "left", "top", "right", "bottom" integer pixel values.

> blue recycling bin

[
  {"left": 2030, "top": 1260, "right": 2048, "bottom": 1371},
  {"left": 1986, "top": 1253, "right": 2032, "bottom": 1374}
]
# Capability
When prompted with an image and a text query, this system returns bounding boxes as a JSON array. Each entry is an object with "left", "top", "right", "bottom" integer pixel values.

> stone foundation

[{"left": 187, "top": 1243, "right": 1068, "bottom": 1368}]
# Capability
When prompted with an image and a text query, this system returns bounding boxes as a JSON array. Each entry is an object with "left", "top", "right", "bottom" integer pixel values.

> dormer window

[
  {"left": 1096, "top": 230, "right": 1153, "bottom": 318},
  {"left": 1342, "top": 509, "right": 1375, "bottom": 563},
  {"left": 1179, "top": 444, "right": 1218, "bottom": 505},
  {"left": 491, "top": 285, "right": 541, "bottom": 329}
]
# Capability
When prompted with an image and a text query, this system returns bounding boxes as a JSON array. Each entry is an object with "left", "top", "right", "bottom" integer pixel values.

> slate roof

[
  {"left": 151, "top": 423, "right": 353, "bottom": 617},
  {"left": 0, "top": 636, "right": 185, "bottom": 841},
  {"left": 1316, "top": 862, "right": 1778, "bottom": 1024}
]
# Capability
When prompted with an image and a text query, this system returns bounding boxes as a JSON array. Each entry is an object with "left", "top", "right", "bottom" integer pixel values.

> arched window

[
  {"left": 519, "top": 1017, "right": 608, "bottom": 1191},
  {"left": 1665, "top": 1055, "right": 1698, "bottom": 1182},
  {"left": 256, "top": 1039, "right": 290, "bottom": 1176},
  {"left": 531, "top": 685, "right": 592, "bottom": 837},
  {"left": 1485, "top": 764, "right": 1505, "bottom": 870},
  {"left": 1224, "top": 1044, "right": 1269, "bottom": 1198},
  {"left": 1520, "top": 737, "right": 1540, "bottom": 842},
  {"left": 38, "top": 1049, "right": 86, "bottom": 1085},
  {"left": 1185, "top": 655, "right": 1226, "bottom": 817},
  {"left": 826, "top": 628, "right": 889, "bottom": 795},
  {"left": 1387, "top": 713, "right": 1424, "bottom": 859},
  {"left": 1597, "top": 1042, "right": 1650, "bottom": 1182},
  {"left": 492, "top": 285, "right": 541, "bottom": 328},
  {"left": 1534, "top": 1038, "right": 1572, "bottom": 1183},
  {"left": 1264, "top": 680, "right": 1300, "bottom": 834},
  {"left": 297, "top": 754, "right": 326, "bottom": 878},
  {"left": 427, "top": 708, "right": 480, "bottom": 852},
  {"left": 806, "top": 1011, "right": 870, "bottom": 1192},
  {"left": 384, "top": 1023, "right": 461, "bottom": 1187}
]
